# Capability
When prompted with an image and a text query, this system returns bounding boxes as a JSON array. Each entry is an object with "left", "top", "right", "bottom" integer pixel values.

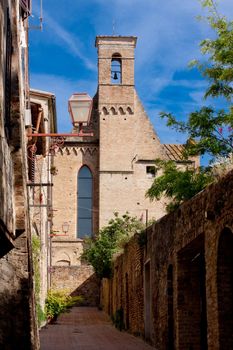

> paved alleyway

[{"left": 40, "top": 307, "right": 155, "bottom": 350}]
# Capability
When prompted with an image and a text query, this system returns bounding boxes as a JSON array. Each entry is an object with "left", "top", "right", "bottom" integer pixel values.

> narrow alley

[{"left": 40, "top": 307, "right": 155, "bottom": 350}]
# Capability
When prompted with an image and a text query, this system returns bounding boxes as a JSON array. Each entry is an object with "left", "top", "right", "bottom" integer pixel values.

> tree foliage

[
  {"left": 82, "top": 213, "right": 144, "bottom": 278},
  {"left": 147, "top": 1, "right": 232, "bottom": 209},
  {"left": 161, "top": 0, "right": 233, "bottom": 160},
  {"left": 45, "top": 290, "right": 83, "bottom": 321},
  {"left": 146, "top": 160, "right": 214, "bottom": 212}
]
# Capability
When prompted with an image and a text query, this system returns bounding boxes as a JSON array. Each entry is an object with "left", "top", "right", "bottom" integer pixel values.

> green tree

[
  {"left": 147, "top": 1, "right": 233, "bottom": 210},
  {"left": 161, "top": 0, "right": 233, "bottom": 160},
  {"left": 82, "top": 213, "right": 144, "bottom": 278},
  {"left": 146, "top": 160, "right": 214, "bottom": 212}
]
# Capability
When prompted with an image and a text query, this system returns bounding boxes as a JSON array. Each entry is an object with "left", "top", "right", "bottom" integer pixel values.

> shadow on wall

[
  {"left": 0, "top": 278, "right": 33, "bottom": 350},
  {"left": 70, "top": 272, "right": 100, "bottom": 307}
]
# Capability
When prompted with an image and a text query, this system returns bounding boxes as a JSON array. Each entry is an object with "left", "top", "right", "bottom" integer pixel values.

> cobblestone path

[{"left": 40, "top": 307, "right": 155, "bottom": 350}]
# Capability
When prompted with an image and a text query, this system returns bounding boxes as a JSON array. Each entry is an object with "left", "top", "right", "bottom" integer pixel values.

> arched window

[
  {"left": 111, "top": 53, "right": 122, "bottom": 84},
  {"left": 77, "top": 166, "right": 93, "bottom": 238}
]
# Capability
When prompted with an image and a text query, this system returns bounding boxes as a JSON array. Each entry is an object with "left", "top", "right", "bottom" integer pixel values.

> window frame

[
  {"left": 111, "top": 53, "right": 122, "bottom": 85},
  {"left": 77, "top": 165, "right": 93, "bottom": 239}
]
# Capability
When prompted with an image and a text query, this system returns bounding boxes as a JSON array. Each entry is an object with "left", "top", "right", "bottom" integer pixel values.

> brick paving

[{"left": 40, "top": 307, "right": 155, "bottom": 350}]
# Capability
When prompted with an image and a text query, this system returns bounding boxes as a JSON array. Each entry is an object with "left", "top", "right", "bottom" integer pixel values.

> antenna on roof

[
  {"left": 112, "top": 19, "right": 116, "bottom": 35},
  {"left": 29, "top": 0, "right": 43, "bottom": 31}
]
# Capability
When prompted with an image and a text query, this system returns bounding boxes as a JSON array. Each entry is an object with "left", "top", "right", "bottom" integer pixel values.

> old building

[
  {"left": 50, "top": 36, "right": 197, "bottom": 303},
  {"left": 0, "top": 0, "right": 39, "bottom": 348},
  {"left": 28, "top": 89, "right": 57, "bottom": 323}
]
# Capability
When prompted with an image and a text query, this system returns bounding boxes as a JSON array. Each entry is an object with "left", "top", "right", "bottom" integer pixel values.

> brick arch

[
  {"left": 78, "top": 164, "right": 93, "bottom": 173},
  {"left": 177, "top": 234, "right": 207, "bottom": 349},
  {"left": 102, "top": 107, "right": 108, "bottom": 115},
  {"left": 55, "top": 252, "right": 71, "bottom": 266},
  {"left": 72, "top": 147, "right": 78, "bottom": 155},
  {"left": 119, "top": 107, "right": 125, "bottom": 115},
  {"left": 167, "top": 264, "right": 174, "bottom": 350},
  {"left": 217, "top": 227, "right": 233, "bottom": 349},
  {"left": 65, "top": 147, "right": 70, "bottom": 155},
  {"left": 110, "top": 106, "right": 117, "bottom": 115},
  {"left": 126, "top": 106, "right": 133, "bottom": 115}
]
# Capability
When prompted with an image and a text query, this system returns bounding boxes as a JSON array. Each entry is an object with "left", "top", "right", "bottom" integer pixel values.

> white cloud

[
  {"left": 30, "top": 0, "right": 233, "bottom": 143},
  {"left": 31, "top": 4, "right": 96, "bottom": 71},
  {"left": 89, "top": 0, "right": 233, "bottom": 102}
]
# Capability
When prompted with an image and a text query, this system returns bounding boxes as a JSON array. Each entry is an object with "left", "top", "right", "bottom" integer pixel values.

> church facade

[{"left": 50, "top": 36, "right": 196, "bottom": 280}]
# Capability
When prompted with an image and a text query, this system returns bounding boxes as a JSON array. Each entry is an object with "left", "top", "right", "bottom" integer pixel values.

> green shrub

[
  {"left": 45, "top": 290, "right": 83, "bottom": 321},
  {"left": 112, "top": 308, "right": 125, "bottom": 331},
  {"left": 82, "top": 212, "right": 144, "bottom": 279},
  {"left": 36, "top": 303, "right": 46, "bottom": 327},
  {"left": 32, "top": 235, "right": 43, "bottom": 326}
]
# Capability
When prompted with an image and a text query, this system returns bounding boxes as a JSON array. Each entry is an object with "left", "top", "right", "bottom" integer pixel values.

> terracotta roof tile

[{"left": 163, "top": 144, "right": 185, "bottom": 161}]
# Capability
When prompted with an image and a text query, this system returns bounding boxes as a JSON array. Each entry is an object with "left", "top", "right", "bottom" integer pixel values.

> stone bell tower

[
  {"left": 95, "top": 36, "right": 166, "bottom": 227},
  {"left": 96, "top": 36, "right": 137, "bottom": 171},
  {"left": 96, "top": 36, "right": 136, "bottom": 106}
]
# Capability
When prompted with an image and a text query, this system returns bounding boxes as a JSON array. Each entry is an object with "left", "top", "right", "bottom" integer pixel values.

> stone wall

[
  {"left": 100, "top": 170, "right": 233, "bottom": 349},
  {"left": 0, "top": 1, "right": 39, "bottom": 348},
  {"left": 0, "top": 234, "right": 38, "bottom": 349},
  {"left": 51, "top": 265, "right": 100, "bottom": 306}
]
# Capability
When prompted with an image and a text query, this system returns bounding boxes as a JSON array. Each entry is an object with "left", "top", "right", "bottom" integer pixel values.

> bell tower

[
  {"left": 95, "top": 35, "right": 137, "bottom": 110},
  {"left": 95, "top": 36, "right": 138, "bottom": 172},
  {"left": 95, "top": 35, "right": 166, "bottom": 228}
]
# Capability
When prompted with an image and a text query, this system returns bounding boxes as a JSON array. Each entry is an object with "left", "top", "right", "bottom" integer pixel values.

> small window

[
  {"left": 111, "top": 53, "right": 122, "bottom": 84},
  {"left": 146, "top": 166, "right": 156, "bottom": 178}
]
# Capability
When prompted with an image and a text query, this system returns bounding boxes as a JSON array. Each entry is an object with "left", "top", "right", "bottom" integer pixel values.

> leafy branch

[
  {"left": 146, "top": 160, "right": 214, "bottom": 212},
  {"left": 147, "top": 2, "right": 232, "bottom": 211},
  {"left": 82, "top": 213, "right": 144, "bottom": 278}
]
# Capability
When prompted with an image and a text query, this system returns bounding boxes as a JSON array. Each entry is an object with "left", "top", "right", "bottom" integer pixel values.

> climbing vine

[{"left": 32, "top": 235, "right": 45, "bottom": 326}]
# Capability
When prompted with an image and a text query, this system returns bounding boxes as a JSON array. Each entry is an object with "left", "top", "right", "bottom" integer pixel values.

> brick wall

[
  {"left": 100, "top": 234, "right": 144, "bottom": 336},
  {"left": 101, "top": 170, "right": 233, "bottom": 349}
]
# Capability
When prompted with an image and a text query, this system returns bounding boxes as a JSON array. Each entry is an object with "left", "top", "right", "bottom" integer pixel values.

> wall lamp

[{"left": 27, "top": 93, "right": 93, "bottom": 138}]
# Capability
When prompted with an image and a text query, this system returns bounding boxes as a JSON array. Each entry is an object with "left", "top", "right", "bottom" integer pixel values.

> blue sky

[{"left": 29, "top": 0, "right": 233, "bottom": 145}]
